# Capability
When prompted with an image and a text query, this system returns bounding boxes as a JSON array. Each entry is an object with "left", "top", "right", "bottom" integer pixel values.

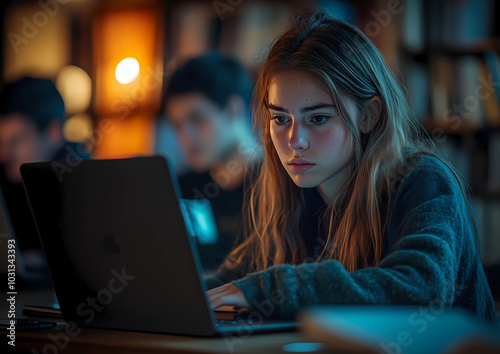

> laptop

[
  {"left": 0, "top": 186, "right": 27, "bottom": 282},
  {"left": 20, "top": 156, "right": 296, "bottom": 336},
  {"left": 0, "top": 185, "right": 54, "bottom": 287}
]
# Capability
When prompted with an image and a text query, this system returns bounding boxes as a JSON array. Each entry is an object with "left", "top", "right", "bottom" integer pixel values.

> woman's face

[{"left": 268, "top": 71, "right": 356, "bottom": 199}]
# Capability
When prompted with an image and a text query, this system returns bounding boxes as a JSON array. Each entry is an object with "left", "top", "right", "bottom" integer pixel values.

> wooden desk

[
  {"left": 3, "top": 287, "right": 499, "bottom": 353},
  {"left": 5, "top": 325, "right": 322, "bottom": 354},
  {"left": 1, "top": 287, "right": 330, "bottom": 354}
]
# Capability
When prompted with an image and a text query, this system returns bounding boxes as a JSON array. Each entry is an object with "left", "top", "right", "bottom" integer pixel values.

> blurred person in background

[
  {"left": 164, "top": 52, "right": 259, "bottom": 272},
  {"left": 0, "top": 76, "right": 89, "bottom": 275}
]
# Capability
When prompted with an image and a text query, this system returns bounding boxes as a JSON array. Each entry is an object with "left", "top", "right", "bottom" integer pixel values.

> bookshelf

[{"left": 398, "top": 0, "right": 500, "bottom": 266}]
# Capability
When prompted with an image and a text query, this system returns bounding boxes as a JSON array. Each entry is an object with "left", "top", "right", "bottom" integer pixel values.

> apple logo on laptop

[{"left": 101, "top": 233, "right": 120, "bottom": 255}]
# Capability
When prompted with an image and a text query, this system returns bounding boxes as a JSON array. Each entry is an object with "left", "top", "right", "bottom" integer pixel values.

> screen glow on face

[{"left": 268, "top": 71, "right": 355, "bottom": 197}]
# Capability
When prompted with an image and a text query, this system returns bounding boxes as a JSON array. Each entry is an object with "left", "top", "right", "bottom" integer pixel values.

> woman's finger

[
  {"left": 206, "top": 283, "right": 230, "bottom": 296},
  {"left": 210, "top": 294, "right": 239, "bottom": 310}
]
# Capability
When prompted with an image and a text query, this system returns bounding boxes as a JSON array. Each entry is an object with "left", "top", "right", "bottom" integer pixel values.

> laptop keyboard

[{"left": 215, "top": 318, "right": 256, "bottom": 326}]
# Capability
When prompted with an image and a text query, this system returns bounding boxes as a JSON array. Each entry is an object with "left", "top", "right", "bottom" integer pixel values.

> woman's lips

[{"left": 288, "top": 163, "right": 315, "bottom": 172}]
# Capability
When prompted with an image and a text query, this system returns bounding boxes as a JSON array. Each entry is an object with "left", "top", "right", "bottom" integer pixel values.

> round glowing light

[
  {"left": 63, "top": 113, "right": 93, "bottom": 143},
  {"left": 56, "top": 65, "right": 92, "bottom": 115},
  {"left": 115, "top": 57, "right": 140, "bottom": 84}
]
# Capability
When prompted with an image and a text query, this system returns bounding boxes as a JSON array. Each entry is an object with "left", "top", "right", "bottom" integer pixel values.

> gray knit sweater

[{"left": 205, "top": 154, "right": 498, "bottom": 326}]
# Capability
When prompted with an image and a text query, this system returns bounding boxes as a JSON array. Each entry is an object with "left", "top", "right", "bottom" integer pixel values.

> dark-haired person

[
  {"left": 0, "top": 76, "right": 89, "bottom": 271},
  {"left": 204, "top": 12, "right": 498, "bottom": 326},
  {"left": 164, "top": 52, "right": 259, "bottom": 271}
]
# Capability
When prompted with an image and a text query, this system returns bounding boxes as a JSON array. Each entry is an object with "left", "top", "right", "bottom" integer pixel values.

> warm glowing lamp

[
  {"left": 93, "top": 8, "right": 164, "bottom": 158},
  {"left": 115, "top": 57, "right": 140, "bottom": 84}
]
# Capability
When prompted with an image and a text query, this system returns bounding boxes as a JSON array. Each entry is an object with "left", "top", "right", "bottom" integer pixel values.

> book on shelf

[
  {"left": 488, "top": 201, "right": 500, "bottom": 264},
  {"left": 484, "top": 50, "right": 500, "bottom": 126},
  {"left": 475, "top": 197, "right": 500, "bottom": 265},
  {"left": 479, "top": 56, "right": 500, "bottom": 126},
  {"left": 455, "top": 55, "right": 484, "bottom": 126},
  {"left": 424, "top": 0, "right": 494, "bottom": 47},
  {"left": 428, "top": 52, "right": 500, "bottom": 129},
  {"left": 404, "top": 61, "right": 428, "bottom": 119},
  {"left": 434, "top": 136, "right": 470, "bottom": 182},
  {"left": 401, "top": 0, "right": 424, "bottom": 53},
  {"left": 487, "top": 133, "right": 500, "bottom": 193},
  {"left": 429, "top": 55, "right": 452, "bottom": 124}
]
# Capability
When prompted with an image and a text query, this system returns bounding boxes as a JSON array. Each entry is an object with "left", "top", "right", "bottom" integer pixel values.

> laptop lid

[
  {"left": 20, "top": 156, "right": 218, "bottom": 336},
  {"left": 0, "top": 185, "right": 27, "bottom": 281}
]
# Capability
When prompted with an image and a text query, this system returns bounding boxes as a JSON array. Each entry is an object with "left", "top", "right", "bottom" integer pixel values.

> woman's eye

[
  {"left": 311, "top": 115, "right": 329, "bottom": 125},
  {"left": 271, "top": 116, "right": 289, "bottom": 125}
]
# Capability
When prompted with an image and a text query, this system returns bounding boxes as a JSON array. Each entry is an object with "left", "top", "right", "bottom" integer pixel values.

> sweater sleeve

[{"left": 231, "top": 158, "right": 481, "bottom": 320}]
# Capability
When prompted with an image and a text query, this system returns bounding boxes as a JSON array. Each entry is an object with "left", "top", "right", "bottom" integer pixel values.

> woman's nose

[{"left": 288, "top": 122, "right": 309, "bottom": 151}]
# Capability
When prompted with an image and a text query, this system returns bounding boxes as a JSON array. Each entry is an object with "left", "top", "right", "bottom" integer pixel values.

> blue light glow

[{"left": 282, "top": 342, "right": 325, "bottom": 352}]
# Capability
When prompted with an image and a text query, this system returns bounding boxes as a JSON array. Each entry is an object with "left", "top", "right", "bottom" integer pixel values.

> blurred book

[
  {"left": 402, "top": 0, "right": 424, "bottom": 53},
  {"left": 435, "top": 137, "right": 470, "bottom": 182},
  {"left": 455, "top": 56, "right": 483, "bottom": 127},
  {"left": 299, "top": 305, "right": 500, "bottom": 354},
  {"left": 441, "top": 0, "right": 493, "bottom": 47},
  {"left": 429, "top": 53, "right": 500, "bottom": 129},
  {"left": 488, "top": 133, "right": 500, "bottom": 193},
  {"left": 480, "top": 57, "right": 500, "bottom": 126},
  {"left": 429, "top": 55, "right": 452, "bottom": 122},
  {"left": 484, "top": 51, "right": 500, "bottom": 126},
  {"left": 405, "top": 61, "right": 429, "bottom": 119},
  {"left": 489, "top": 201, "right": 500, "bottom": 265}
]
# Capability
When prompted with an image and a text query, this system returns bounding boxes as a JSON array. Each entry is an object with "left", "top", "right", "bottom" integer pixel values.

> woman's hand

[{"left": 206, "top": 283, "right": 250, "bottom": 310}]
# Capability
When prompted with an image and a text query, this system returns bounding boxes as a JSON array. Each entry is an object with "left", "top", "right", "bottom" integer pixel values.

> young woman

[{"left": 205, "top": 11, "right": 498, "bottom": 325}]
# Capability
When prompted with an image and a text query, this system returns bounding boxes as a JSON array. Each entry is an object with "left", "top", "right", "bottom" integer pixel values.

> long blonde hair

[{"left": 223, "top": 10, "right": 477, "bottom": 273}]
